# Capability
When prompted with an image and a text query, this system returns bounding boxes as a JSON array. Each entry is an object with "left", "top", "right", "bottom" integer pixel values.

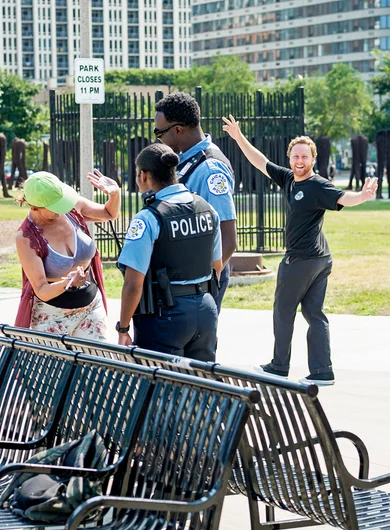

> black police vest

[
  {"left": 146, "top": 194, "right": 216, "bottom": 282},
  {"left": 177, "top": 147, "right": 235, "bottom": 186}
]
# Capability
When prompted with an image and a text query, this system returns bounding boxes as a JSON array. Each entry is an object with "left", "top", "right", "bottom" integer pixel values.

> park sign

[{"left": 74, "top": 58, "right": 105, "bottom": 104}]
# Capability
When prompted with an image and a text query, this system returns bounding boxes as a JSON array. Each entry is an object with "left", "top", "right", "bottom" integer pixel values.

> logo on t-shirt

[
  {"left": 125, "top": 218, "right": 146, "bottom": 240},
  {"left": 207, "top": 173, "right": 229, "bottom": 195},
  {"left": 294, "top": 191, "right": 304, "bottom": 201}
]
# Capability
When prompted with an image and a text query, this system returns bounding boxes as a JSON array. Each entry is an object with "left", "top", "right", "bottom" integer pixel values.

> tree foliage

[
  {"left": 174, "top": 55, "right": 257, "bottom": 94},
  {"left": 371, "top": 50, "right": 390, "bottom": 96},
  {"left": 304, "top": 64, "right": 373, "bottom": 140},
  {"left": 262, "top": 64, "right": 374, "bottom": 141},
  {"left": 365, "top": 50, "right": 390, "bottom": 141},
  {"left": 0, "top": 71, "right": 44, "bottom": 143},
  {"left": 105, "top": 55, "right": 257, "bottom": 95}
]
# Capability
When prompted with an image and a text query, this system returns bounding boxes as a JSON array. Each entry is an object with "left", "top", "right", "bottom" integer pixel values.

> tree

[
  {"left": 364, "top": 50, "right": 390, "bottom": 141},
  {"left": 0, "top": 71, "right": 43, "bottom": 143},
  {"left": 371, "top": 50, "right": 390, "bottom": 96},
  {"left": 262, "top": 65, "right": 373, "bottom": 141},
  {"left": 105, "top": 55, "right": 257, "bottom": 95},
  {"left": 174, "top": 54, "right": 257, "bottom": 94},
  {"left": 304, "top": 64, "right": 373, "bottom": 140}
]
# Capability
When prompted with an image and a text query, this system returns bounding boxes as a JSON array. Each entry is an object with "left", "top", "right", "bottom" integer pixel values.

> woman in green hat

[{"left": 15, "top": 169, "right": 120, "bottom": 340}]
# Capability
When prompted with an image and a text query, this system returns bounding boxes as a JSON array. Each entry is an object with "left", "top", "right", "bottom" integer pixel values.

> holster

[
  {"left": 156, "top": 268, "right": 175, "bottom": 308},
  {"left": 209, "top": 269, "right": 220, "bottom": 299}
]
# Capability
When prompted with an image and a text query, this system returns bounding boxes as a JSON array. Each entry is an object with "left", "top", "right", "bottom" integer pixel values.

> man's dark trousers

[{"left": 271, "top": 255, "right": 333, "bottom": 375}]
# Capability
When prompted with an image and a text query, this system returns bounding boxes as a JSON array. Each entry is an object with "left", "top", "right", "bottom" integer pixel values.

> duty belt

[{"left": 169, "top": 281, "right": 210, "bottom": 296}]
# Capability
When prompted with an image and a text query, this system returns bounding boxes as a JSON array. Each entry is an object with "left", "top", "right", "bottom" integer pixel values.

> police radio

[{"left": 142, "top": 189, "right": 156, "bottom": 206}]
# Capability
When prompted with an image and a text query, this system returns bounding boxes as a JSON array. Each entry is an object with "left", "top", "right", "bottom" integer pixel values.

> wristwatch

[{"left": 116, "top": 321, "right": 130, "bottom": 334}]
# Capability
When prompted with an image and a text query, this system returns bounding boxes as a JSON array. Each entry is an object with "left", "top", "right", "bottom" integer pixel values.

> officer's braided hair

[
  {"left": 155, "top": 92, "right": 200, "bottom": 128},
  {"left": 136, "top": 143, "right": 179, "bottom": 185}
]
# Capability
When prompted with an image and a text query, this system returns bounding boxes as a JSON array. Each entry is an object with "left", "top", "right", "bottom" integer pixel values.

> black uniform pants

[
  {"left": 133, "top": 292, "right": 218, "bottom": 362},
  {"left": 270, "top": 255, "right": 333, "bottom": 375}
]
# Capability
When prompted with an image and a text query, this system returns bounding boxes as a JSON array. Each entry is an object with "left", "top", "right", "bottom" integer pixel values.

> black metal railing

[{"left": 49, "top": 87, "right": 304, "bottom": 259}]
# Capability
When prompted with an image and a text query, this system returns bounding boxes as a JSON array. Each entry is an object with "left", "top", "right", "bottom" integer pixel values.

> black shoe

[
  {"left": 299, "top": 371, "right": 335, "bottom": 386},
  {"left": 254, "top": 363, "right": 288, "bottom": 379}
]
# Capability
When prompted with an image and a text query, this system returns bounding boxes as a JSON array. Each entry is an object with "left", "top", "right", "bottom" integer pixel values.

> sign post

[{"left": 77, "top": 0, "right": 104, "bottom": 237}]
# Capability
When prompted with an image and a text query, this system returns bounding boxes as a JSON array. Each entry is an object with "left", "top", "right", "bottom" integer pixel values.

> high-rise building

[
  {"left": 0, "top": 0, "right": 191, "bottom": 86},
  {"left": 191, "top": 0, "right": 390, "bottom": 82}
]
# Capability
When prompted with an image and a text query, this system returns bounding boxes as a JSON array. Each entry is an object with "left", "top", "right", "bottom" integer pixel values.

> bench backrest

[
  {"left": 0, "top": 328, "right": 356, "bottom": 528},
  {"left": 0, "top": 330, "right": 260, "bottom": 529},
  {"left": 54, "top": 352, "right": 155, "bottom": 495},
  {"left": 0, "top": 337, "right": 75, "bottom": 463},
  {"left": 0, "top": 336, "right": 157, "bottom": 499},
  {"left": 118, "top": 368, "right": 259, "bottom": 530}
]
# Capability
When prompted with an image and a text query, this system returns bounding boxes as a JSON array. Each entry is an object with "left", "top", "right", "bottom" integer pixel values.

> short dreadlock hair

[{"left": 155, "top": 92, "right": 200, "bottom": 128}]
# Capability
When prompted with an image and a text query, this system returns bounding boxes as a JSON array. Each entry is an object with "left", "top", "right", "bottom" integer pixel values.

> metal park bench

[
  {"left": 0, "top": 332, "right": 258, "bottom": 530},
  {"left": 3, "top": 327, "right": 390, "bottom": 530}
]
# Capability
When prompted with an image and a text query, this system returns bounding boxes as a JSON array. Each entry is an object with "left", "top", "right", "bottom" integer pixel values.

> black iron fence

[{"left": 49, "top": 87, "right": 304, "bottom": 259}]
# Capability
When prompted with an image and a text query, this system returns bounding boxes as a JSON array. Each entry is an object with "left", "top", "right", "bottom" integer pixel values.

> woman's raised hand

[
  {"left": 87, "top": 168, "right": 120, "bottom": 195},
  {"left": 222, "top": 114, "right": 241, "bottom": 141}
]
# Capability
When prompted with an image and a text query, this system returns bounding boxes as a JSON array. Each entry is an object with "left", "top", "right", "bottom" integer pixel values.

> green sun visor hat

[{"left": 23, "top": 172, "right": 79, "bottom": 214}]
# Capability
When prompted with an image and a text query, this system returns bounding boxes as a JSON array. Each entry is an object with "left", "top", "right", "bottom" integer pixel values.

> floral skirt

[{"left": 31, "top": 290, "right": 107, "bottom": 341}]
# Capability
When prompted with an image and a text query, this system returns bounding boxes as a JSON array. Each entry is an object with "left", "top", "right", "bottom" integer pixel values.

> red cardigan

[{"left": 15, "top": 209, "right": 108, "bottom": 328}]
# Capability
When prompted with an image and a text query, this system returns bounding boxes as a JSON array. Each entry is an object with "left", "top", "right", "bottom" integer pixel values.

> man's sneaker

[
  {"left": 254, "top": 363, "right": 288, "bottom": 379},
  {"left": 299, "top": 372, "right": 335, "bottom": 386}
]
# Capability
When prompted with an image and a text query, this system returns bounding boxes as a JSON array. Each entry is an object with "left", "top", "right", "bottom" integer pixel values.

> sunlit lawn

[{"left": 1, "top": 196, "right": 390, "bottom": 315}]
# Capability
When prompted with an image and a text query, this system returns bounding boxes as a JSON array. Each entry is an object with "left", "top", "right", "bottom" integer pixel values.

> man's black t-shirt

[{"left": 266, "top": 161, "right": 345, "bottom": 258}]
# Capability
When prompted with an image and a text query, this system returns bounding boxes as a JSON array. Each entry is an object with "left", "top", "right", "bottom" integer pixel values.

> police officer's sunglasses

[{"left": 153, "top": 123, "right": 185, "bottom": 139}]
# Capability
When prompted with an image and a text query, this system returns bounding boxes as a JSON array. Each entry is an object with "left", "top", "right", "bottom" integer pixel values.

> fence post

[
  {"left": 195, "top": 86, "right": 202, "bottom": 111},
  {"left": 256, "top": 90, "right": 264, "bottom": 252},
  {"left": 155, "top": 90, "right": 164, "bottom": 103},
  {"left": 298, "top": 86, "right": 305, "bottom": 135},
  {"left": 49, "top": 90, "right": 57, "bottom": 175}
]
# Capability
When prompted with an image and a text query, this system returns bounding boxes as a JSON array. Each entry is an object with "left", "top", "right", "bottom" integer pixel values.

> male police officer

[
  {"left": 117, "top": 143, "right": 222, "bottom": 362},
  {"left": 154, "top": 92, "right": 236, "bottom": 313}
]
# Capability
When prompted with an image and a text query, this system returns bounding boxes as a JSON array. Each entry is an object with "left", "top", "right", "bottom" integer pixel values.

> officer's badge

[
  {"left": 125, "top": 218, "right": 146, "bottom": 240},
  {"left": 294, "top": 191, "right": 304, "bottom": 201},
  {"left": 207, "top": 173, "right": 229, "bottom": 195}
]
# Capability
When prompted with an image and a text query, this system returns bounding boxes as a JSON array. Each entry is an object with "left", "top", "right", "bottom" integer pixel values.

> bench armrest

[
  {"left": 333, "top": 430, "right": 370, "bottom": 479},
  {"left": 65, "top": 492, "right": 220, "bottom": 530},
  {"left": 0, "top": 435, "right": 53, "bottom": 451},
  {"left": 0, "top": 462, "right": 111, "bottom": 481},
  {"left": 269, "top": 430, "right": 370, "bottom": 479}
]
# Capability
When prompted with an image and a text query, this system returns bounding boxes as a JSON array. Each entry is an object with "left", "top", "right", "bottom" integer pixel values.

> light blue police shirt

[
  {"left": 118, "top": 183, "right": 222, "bottom": 284},
  {"left": 178, "top": 134, "right": 236, "bottom": 222}
]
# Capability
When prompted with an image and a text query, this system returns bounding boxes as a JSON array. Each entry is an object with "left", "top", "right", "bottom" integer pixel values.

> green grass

[
  {"left": 0, "top": 197, "right": 29, "bottom": 220},
  {"left": 224, "top": 200, "right": 390, "bottom": 315},
  {"left": 2, "top": 198, "right": 390, "bottom": 315}
]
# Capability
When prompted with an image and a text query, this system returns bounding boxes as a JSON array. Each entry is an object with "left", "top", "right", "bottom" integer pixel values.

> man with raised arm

[{"left": 223, "top": 115, "right": 377, "bottom": 385}]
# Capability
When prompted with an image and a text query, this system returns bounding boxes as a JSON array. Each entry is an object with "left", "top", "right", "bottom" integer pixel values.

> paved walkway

[{"left": 1, "top": 287, "right": 390, "bottom": 529}]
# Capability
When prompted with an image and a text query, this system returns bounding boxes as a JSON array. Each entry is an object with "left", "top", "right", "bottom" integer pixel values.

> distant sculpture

[
  {"left": 315, "top": 136, "right": 331, "bottom": 179},
  {"left": 9, "top": 138, "right": 28, "bottom": 189},
  {"left": 0, "top": 133, "right": 11, "bottom": 198},
  {"left": 347, "top": 135, "right": 368, "bottom": 191},
  {"left": 375, "top": 130, "right": 390, "bottom": 199}
]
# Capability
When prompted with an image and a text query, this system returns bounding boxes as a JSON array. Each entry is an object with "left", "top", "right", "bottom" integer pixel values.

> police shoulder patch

[
  {"left": 207, "top": 173, "right": 229, "bottom": 195},
  {"left": 125, "top": 218, "right": 146, "bottom": 240}
]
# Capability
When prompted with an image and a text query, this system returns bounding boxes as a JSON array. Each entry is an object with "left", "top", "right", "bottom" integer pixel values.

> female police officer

[{"left": 116, "top": 143, "right": 222, "bottom": 362}]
